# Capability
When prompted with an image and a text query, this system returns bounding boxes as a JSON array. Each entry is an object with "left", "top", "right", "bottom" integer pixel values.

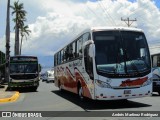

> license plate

[{"left": 124, "top": 90, "right": 131, "bottom": 94}]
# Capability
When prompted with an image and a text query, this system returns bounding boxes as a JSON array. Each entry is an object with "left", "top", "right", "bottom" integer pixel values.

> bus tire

[
  {"left": 58, "top": 81, "right": 63, "bottom": 91},
  {"left": 31, "top": 86, "right": 37, "bottom": 92},
  {"left": 8, "top": 87, "right": 12, "bottom": 91},
  {"left": 78, "top": 85, "right": 84, "bottom": 101}
]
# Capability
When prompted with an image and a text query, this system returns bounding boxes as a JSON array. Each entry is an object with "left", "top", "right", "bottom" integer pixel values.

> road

[{"left": 0, "top": 81, "right": 160, "bottom": 120}]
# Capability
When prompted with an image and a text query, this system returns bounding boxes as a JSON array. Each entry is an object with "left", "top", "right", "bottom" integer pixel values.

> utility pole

[
  {"left": 5, "top": 0, "right": 10, "bottom": 83},
  {"left": 121, "top": 17, "right": 137, "bottom": 27}
]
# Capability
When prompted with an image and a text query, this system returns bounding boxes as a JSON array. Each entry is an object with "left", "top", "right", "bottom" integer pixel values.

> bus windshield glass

[
  {"left": 10, "top": 62, "right": 38, "bottom": 74},
  {"left": 93, "top": 30, "right": 151, "bottom": 77}
]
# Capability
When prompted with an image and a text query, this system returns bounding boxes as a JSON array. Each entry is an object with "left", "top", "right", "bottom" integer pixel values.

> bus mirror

[
  {"left": 89, "top": 44, "right": 95, "bottom": 58},
  {"left": 38, "top": 64, "right": 42, "bottom": 73}
]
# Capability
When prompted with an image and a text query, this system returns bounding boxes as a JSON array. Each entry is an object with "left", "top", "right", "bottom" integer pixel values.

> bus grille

[{"left": 10, "top": 74, "right": 38, "bottom": 80}]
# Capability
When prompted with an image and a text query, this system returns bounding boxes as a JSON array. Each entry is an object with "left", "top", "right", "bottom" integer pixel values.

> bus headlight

[
  {"left": 141, "top": 78, "right": 152, "bottom": 87},
  {"left": 96, "top": 80, "right": 112, "bottom": 88}
]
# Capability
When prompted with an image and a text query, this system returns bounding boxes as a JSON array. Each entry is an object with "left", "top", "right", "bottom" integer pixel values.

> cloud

[
  {"left": 1, "top": 0, "right": 160, "bottom": 59},
  {"left": 22, "top": 12, "right": 92, "bottom": 56}
]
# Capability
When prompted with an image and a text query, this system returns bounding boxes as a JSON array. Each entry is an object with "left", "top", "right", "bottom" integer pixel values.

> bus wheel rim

[{"left": 79, "top": 87, "right": 83, "bottom": 99}]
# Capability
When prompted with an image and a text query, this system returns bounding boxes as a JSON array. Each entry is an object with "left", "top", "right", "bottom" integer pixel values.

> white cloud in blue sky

[{"left": 0, "top": 0, "right": 160, "bottom": 67}]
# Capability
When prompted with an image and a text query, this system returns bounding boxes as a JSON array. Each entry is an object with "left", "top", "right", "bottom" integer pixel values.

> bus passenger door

[{"left": 84, "top": 43, "right": 95, "bottom": 98}]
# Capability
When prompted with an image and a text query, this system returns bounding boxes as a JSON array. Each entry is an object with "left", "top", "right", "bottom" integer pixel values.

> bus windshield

[
  {"left": 93, "top": 31, "right": 151, "bottom": 77},
  {"left": 10, "top": 62, "right": 38, "bottom": 74}
]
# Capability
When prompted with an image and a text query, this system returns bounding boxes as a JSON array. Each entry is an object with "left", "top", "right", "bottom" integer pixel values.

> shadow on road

[
  {"left": 0, "top": 85, "right": 5, "bottom": 89},
  {"left": 51, "top": 90, "right": 152, "bottom": 111},
  {"left": 6, "top": 87, "right": 38, "bottom": 93}
]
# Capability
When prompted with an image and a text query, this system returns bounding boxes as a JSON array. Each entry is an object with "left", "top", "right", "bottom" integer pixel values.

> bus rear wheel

[
  {"left": 58, "top": 82, "right": 63, "bottom": 91},
  {"left": 31, "top": 86, "right": 38, "bottom": 92}
]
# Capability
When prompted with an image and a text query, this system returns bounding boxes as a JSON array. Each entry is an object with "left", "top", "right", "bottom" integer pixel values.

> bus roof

[
  {"left": 10, "top": 55, "right": 37, "bottom": 58},
  {"left": 89, "top": 26, "right": 143, "bottom": 32},
  {"left": 75, "top": 27, "right": 143, "bottom": 40},
  {"left": 10, "top": 55, "right": 38, "bottom": 61},
  {"left": 54, "top": 26, "right": 144, "bottom": 54}
]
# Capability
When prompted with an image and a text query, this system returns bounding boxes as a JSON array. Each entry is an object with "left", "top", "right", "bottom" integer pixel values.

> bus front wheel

[{"left": 78, "top": 85, "right": 84, "bottom": 101}]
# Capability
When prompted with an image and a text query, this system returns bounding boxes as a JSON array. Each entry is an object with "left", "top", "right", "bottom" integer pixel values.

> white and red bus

[{"left": 54, "top": 27, "right": 152, "bottom": 100}]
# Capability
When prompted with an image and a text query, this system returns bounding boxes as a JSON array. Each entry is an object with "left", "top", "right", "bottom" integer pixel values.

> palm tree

[
  {"left": 10, "top": 0, "right": 27, "bottom": 55},
  {"left": 19, "top": 25, "right": 31, "bottom": 55},
  {"left": 5, "top": 0, "right": 10, "bottom": 82}
]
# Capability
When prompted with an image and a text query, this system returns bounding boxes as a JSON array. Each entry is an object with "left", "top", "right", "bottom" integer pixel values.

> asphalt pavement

[{"left": 0, "top": 84, "right": 20, "bottom": 103}]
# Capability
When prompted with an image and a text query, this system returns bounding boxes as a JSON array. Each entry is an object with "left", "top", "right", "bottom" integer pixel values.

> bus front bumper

[
  {"left": 8, "top": 81, "right": 39, "bottom": 88},
  {"left": 94, "top": 85, "right": 152, "bottom": 100}
]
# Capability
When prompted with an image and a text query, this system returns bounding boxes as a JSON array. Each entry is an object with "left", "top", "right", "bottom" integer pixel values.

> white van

[{"left": 45, "top": 70, "right": 54, "bottom": 83}]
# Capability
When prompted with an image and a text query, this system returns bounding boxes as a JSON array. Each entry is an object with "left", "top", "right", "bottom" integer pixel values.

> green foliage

[
  {"left": 0, "top": 51, "right": 5, "bottom": 78},
  {"left": 11, "top": 0, "right": 31, "bottom": 55}
]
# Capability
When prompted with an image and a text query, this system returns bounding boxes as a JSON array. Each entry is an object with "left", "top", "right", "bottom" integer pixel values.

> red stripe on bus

[{"left": 120, "top": 77, "right": 148, "bottom": 87}]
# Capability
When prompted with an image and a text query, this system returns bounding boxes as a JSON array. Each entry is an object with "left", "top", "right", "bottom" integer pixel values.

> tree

[
  {"left": 5, "top": 0, "right": 10, "bottom": 83},
  {"left": 19, "top": 25, "right": 31, "bottom": 55},
  {"left": 10, "top": 0, "right": 27, "bottom": 55}
]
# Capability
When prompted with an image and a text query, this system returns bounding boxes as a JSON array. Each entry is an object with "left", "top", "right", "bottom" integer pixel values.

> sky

[{"left": 0, "top": 0, "right": 160, "bottom": 69}]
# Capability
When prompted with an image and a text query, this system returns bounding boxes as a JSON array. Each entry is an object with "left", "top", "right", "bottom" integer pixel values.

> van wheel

[
  {"left": 78, "top": 85, "right": 84, "bottom": 101},
  {"left": 158, "top": 91, "right": 160, "bottom": 95}
]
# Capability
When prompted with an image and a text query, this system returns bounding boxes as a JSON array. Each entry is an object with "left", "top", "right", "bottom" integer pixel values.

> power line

[
  {"left": 85, "top": 4, "right": 107, "bottom": 25},
  {"left": 96, "top": 0, "right": 116, "bottom": 26},
  {"left": 121, "top": 17, "right": 137, "bottom": 27},
  {"left": 65, "top": 1, "right": 107, "bottom": 25}
]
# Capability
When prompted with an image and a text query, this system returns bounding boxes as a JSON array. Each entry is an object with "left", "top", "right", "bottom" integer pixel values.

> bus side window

[
  {"left": 65, "top": 46, "right": 70, "bottom": 61},
  {"left": 83, "top": 32, "right": 91, "bottom": 43},
  {"left": 58, "top": 52, "right": 61, "bottom": 65},
  {"left": 63, "top": 47, "right": 66, "bottom": 62},
  {"left": 75, "top": 40, "right": 79, "bottom": 57},
  {"left": 77, "top": 37, "right": 83, "bottom": 57},
  {"left": 56, "top": 54, "right": 58, "bottom": 65},
  {"left": 158, "top": 56, "right": 160, "bottom": 67},
  {"left": 54, "top": 54, "right": 57, "bottom": 66},
  {"left": 72, "top": 42, "right": 76, "bottom": 59},
  {"left": 61, "top": 50, "right": 64, "bottom": 63},
  {"left": 69, "top": 44, "right": 73, "bottom": 60}
]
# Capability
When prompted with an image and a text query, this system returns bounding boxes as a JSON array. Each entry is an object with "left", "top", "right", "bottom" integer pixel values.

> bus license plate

[{"left": 124, "top": 90, "right": 131, "bottom": 94}]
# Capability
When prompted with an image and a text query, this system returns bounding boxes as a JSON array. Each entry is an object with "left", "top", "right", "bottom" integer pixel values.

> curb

[{"left": 0, "top": 91, "right": 20, "bottom": 103}]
